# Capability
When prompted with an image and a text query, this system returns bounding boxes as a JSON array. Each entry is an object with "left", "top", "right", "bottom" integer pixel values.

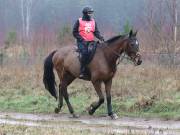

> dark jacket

[{"left": 72, "top": 15, "right": 104, "bottom": 42}]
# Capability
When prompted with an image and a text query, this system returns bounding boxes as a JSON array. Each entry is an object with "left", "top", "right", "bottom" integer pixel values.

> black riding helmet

[
  {"left": 82, "top": 7, "right": 94, "bottom": 20},
  {"left": 82, "top": 6, "right": 94, "bottom": 14}
]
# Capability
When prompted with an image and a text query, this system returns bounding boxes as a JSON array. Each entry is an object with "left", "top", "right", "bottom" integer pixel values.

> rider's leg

[{"left": 78, "top": 42, "right": 88, "bottom": 78}]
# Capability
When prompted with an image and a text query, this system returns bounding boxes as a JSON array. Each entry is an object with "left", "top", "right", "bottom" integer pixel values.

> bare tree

[
  {"left": 165, "top": 0, "right": 179, "bottom": 65},
  {"left": 21, "top": 0, "right": 25, "bottom": 39},
  {"left": 166, "top": 0, "right": 178, "bottom": 42},
  {"left": 21, "top": 0, "right": 33, "bottom": 41}
]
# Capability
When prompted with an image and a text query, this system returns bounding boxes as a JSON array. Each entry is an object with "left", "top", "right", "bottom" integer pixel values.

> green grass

[
  {"left": 0, "top": 92, "right": 179, "bottom": 120},
  {"left": 0, "top": 95, "right": 57, "bottom": 113}
]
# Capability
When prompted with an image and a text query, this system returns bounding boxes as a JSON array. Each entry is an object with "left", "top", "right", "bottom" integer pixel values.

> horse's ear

[
  {"left": 129, "top": 30, "right": 133, "bottom": 37},
  {"left": 134, "top": 30, "right": 137, "bottom": 36}
]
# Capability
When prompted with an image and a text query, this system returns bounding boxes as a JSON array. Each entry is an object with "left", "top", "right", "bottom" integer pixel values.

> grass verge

[{"left": 0, "top": 64, "right": 180, "bottom": 120}]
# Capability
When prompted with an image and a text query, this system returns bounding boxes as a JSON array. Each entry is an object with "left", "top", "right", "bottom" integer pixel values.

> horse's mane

[{"left": 105, "top": 35, "right": 126, "bottom": 44}]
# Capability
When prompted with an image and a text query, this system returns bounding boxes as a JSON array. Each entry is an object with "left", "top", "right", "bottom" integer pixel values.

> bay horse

[{"left": 43, "top": 30, "right": 142, "bottom": 119}]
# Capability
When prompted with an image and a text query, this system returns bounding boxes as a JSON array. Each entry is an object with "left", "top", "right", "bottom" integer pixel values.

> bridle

[{"left": 103, "top": 38, "right": 138, "bottom": 66}]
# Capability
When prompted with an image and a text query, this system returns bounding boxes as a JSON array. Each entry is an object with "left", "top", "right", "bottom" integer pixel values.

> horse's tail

[{"left": 43, "top": 50, "right": 57, "bottom": 100}]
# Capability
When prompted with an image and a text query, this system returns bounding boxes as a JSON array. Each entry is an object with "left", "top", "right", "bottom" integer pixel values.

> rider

[{"left": 73, "top": 6, "right": 105, "bottom": 78}]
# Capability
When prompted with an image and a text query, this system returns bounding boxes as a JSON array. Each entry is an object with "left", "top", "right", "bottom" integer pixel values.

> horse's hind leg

[
  {"left": 88, "top": 80, "right": 104, "bottom": 115},
  {"left": 63, "top": 86, "right": 79, "bottom": 118},
  {"left": 61, "top": 72, "right": 78, "bottom": 118},
  {"left": 55, "top": 84, "right": 63, "bottom": 113}
]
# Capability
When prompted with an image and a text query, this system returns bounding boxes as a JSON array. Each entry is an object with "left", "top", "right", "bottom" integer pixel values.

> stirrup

[{"left": 79, "top": 73, "right": 85, "bottom": 78}]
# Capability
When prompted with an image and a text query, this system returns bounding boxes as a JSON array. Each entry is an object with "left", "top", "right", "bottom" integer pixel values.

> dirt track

[{"left": 0, "top": 112, "right": 179, "bottom": 135}]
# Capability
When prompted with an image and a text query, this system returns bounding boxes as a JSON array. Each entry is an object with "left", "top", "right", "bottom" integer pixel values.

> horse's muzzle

[
  {"left": 137, "top": 59, "right": 142, "bottom": 65},
  {"left": 134, "top": 53, "right": 142, "bottom": 66}
]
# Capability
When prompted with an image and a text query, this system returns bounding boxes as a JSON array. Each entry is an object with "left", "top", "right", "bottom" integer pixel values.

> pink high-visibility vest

[{"left": 78, "top": 18, "right": 95, "bottom": 41}]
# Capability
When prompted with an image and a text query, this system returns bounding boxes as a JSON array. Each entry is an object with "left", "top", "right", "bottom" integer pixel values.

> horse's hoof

[
  {"left": 110, "top": 113, "right": 118, "bottom": 120},
  {"left": 87, "top": 106, "right": 95, "bottom": 115},
  {"left": 70, "top": 114, "right": 79, "bottom": 118},
  {"left": 89, "top": 109, "right": 94, "bottom": 115},
  {"left": 54, "top": 108, "right": 60, "bottom": 114}
]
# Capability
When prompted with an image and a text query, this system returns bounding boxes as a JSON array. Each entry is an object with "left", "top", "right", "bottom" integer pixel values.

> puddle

[{"left": 0, "top": 112, "right": 179, "bottom": 135}]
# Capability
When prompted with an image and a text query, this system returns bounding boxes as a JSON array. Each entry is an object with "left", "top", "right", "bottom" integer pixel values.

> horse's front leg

[
  {"left": 104, "top": 79, "right": 118, "bottom": 119},
  {"left": 88, "top": 80, "right": 104, "bottom": 115}
]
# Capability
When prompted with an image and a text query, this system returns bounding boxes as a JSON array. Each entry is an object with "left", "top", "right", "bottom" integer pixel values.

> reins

[
  {"left": 115, "top": 52, "right": 133, "bottom": 66},
  {"left": 102, "top": 42, "right": 131, "bottom": 66}
]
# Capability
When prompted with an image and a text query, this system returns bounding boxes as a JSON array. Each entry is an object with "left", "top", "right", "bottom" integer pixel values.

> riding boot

[{"left": 79, "top": 64, "right": 85, "bottom": 78}]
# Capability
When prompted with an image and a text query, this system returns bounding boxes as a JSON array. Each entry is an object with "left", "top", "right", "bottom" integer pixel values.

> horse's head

[{"left": 124, "top": 30, "right": 142, "bottom": 66}]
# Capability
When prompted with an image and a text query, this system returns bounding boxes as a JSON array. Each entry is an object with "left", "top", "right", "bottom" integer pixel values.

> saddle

[{"left": 77, "top": 41, "right": 98, "bottom": 64}]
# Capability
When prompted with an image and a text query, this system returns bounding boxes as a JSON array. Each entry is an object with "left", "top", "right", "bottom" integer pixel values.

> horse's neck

[{"left": 103, "top": 39, "right": 126, "bottom": 66}]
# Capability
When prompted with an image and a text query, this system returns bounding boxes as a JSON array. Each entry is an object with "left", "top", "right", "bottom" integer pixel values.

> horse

[{"left": 43, "top": 30, "right": 142, "bottom": 119}]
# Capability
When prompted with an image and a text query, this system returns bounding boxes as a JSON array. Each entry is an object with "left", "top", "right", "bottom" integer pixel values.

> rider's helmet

[{"left": 82, "top": 6, "right": 94, "bottom": 15}]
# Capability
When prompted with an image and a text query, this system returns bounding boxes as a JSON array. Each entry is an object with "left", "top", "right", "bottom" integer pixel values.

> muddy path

[{"left": 0, "top": 112, "right": 179, "bottom": 135}]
